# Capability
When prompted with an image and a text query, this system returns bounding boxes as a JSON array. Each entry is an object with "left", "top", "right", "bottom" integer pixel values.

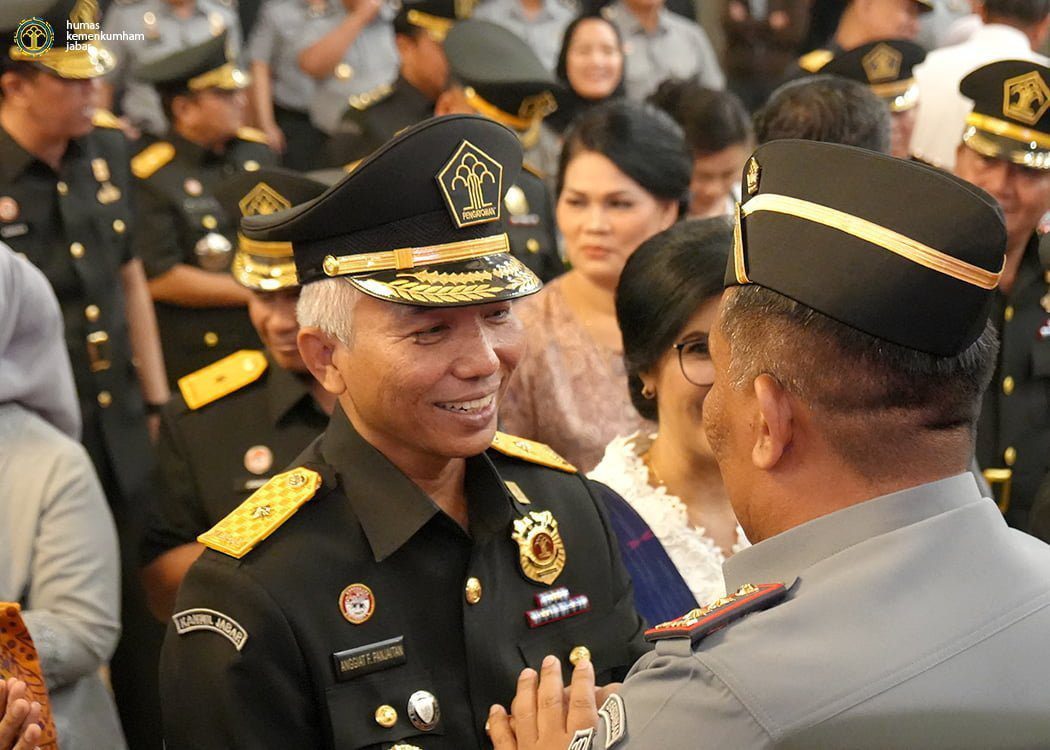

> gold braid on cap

[
  {"left": 188, "top": 62, "right": 251, "bottom": 91},
  {"left": 322, "top": 233, "right": 510, "bottom": 277},
  {"left": 462, "top": 89, "right": 556, "bottom": 149},
  {"left": 965, "top": 112, "right": 1050, "bottom": 151},
  {"left": 406, "top": 10, "right": 454, "bottom": 40},
  {"left": 735, "top": 193, "right": 1003, "bottom": 290}
]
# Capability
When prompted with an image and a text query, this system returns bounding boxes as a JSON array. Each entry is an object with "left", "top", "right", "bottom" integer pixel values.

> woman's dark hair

[
  {"left": 648, "top": 79, "right": 753, "bottom": 155},
  {"left": 547, "top": 14, "right": 626, "bottom": 133},
  {"left": 557, "top": 99, "right": 691, "bottom": 212},
  {"left": 616, "top": 218, "right": 732, "bottom": 420}
]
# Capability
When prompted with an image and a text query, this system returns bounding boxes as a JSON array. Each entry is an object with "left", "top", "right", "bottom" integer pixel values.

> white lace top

[{"left": 589, "top": 432, "right": 749, "bottom": 607}]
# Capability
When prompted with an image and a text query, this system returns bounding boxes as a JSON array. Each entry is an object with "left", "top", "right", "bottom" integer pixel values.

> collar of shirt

[
  {"left": 320, "top": 405, "right": 514, "bottom": 561},
  {"left": 264, "top": 355, "right": 324, "bottom": 426},
  {"left": 609, "top": 0, "right": 670, "bottom": 37},
  {"left": 723, "top": 473, "right": 985, "bottom": 591},
  {"left": 0, "top": 127, "right": 83, "bottom": 183}
]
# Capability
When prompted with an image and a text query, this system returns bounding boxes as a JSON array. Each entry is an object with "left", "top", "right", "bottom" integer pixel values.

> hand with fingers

[
  {"left": 0, "top": 679, "right": 43, "bottom": 750},
  {"left": 488, "top": 655, "right": 600, "bottom": 750}
]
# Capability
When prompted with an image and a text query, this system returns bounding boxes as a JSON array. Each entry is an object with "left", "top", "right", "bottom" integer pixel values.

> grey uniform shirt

[
  {"left": 248, "top": 0, "right": 337, "bottom": 113},
  {"left": 102, "top": 0, "right": 243, "bottom": 137},
  {"left": 604, "top": 0, "right": 723, "bottom": 101},
  {"left": 473, "top": 0, "right": 576, "bottom": 72},
  {"left": 599, "top": 474, "right": 1050, "bottom": 748},
  {"left": 306, "top": 5, "right": 399, "bottom": 134}
]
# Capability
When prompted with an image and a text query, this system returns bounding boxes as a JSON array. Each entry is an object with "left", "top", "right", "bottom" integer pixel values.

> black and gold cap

[
  {"left": 394, "top": 0, "right": 475, "bottom": 41},
  {"left": 960, "top": 59, "right": 1050, "bottom": 170},
  {"left": 214, "top": 168, "right": 333, "bottom": 291},
  {"left": 135, "top": 31, "right": 248, "bottom": 95},
  {"left": 241, "top": 114, "right": 542, "bottom": 306},
  {"left": 729, "top": 140, "right": 1006, "bottom": 357},
  {"left": 444, "top": 20, "right": 558, "bottom": 145},
  {"left": 1, "top": 0, "right": 114, "bottom": 78},
  {"left": 820, "top": 39, "right": 925, "bottom": 112}
]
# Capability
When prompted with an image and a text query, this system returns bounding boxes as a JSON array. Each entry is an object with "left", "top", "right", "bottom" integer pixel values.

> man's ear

[
  {"left": 0, "top": 71, "right": 31, "bottom": 105},
  {"left": 297, "top": 327, "right": 347, "bottom": 396},
  {"left": 751, "top": 373, "right": 793, "bottom": 470}
]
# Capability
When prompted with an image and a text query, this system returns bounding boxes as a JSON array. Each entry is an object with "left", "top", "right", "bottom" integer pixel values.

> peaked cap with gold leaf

[
  {"left": 820, "top": 39, "right": 925, "bottom": 112},
  {"left": 960, "top": 59, "right": 1050, "bottom": 170},
  {"left": 1, "top": 0, "right": 114, "bottom": 79}
]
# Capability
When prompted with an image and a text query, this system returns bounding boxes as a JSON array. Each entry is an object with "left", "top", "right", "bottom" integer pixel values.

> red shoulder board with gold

[{"left": 644, "top": 583, "right": 787, "bottom": 643}]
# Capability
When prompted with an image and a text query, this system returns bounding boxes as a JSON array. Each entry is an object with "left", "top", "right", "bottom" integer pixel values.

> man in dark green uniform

[
  {"left": 953, "top": 59, "right": 1050, "bottom": 532},
  {"left": 436, "top": 20, "right": 563, "bottom": 282},
  {"left": 141, "top": 167, "right": 335, "bottom": 620},
  {"left": 326, "top": 0, "right": 468, "bottom": 165},
  {"left": 161, "top": 115, "right": 647, "bottom": 749},
  {"left": 0, "top": 2, "right": 170, "bottom": 746},
  {"left": 131, "top": 32, "right": 276, "bottom": 385}
]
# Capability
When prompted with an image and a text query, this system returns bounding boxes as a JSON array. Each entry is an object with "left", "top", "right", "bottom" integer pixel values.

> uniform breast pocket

[
  {"left": 517, "top": 613, "right": 633, "bottom": 686},
  {"left": 324, "top": 671, "right": 447, "bottom": 749}
]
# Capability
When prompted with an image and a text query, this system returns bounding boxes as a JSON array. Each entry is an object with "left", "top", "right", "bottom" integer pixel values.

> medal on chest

[
  {"left": 511, "top": 510, "right": 566, "bottom": 585},
  {"left": 92, "top": 158, "right": 122, "bottom": 205}
]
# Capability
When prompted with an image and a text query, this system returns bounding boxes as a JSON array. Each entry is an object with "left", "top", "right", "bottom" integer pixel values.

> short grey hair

[{"left": 296, "top": 279, "right": 360, "bottom": 345}]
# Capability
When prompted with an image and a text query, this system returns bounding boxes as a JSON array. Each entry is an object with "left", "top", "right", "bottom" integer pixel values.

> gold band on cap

[
  {"left": 236, "top": 234, "right": 294, "bottom": 258},
  {"left": 188, "top": 62, "right": 250, "bottom": 91},
  {"left": 869, "top": 80, "right": 919, "bottom": 112},
  {"left": 8, "top": 42, "right": 114, "bottom": 78},
  {"left": 406, "top": 10, "right": 454, "bottom": 40},
  {"left": 322, "top": 233, "right": 510, "bottom": 277},
  {"left": 739, "top": 193, "right": 1003, "bottom": 290},
  {"left": 463, "top": 87, "right": 532, "bottom": 130},
  {"left": 966, "top": 112, "right": 1050, "bottom": 151}
]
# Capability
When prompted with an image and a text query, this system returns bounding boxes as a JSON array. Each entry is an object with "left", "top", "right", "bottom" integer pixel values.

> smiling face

[
  {"left": 564, "top": 18, "right": 623, "bottom": 101},
  {"left": 556, "top": 150, "right": 678, "bottom": 290},
  {"left": 249, "top": 288, "right": 305, "bottom": 372},
  {"left": 955, "top": 145, "right": 1050, "bottom": 251},
  {"left": 329, "top": 294, "right": 526, "bottom": 463}
]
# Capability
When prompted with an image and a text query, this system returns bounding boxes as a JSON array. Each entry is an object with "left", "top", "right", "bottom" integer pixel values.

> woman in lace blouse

[
  {"left": 500, "top": 101, "right": 691, "bottom": 472},
  {"left": 589, "top": 219, "right": 748, "bottom": 624}
]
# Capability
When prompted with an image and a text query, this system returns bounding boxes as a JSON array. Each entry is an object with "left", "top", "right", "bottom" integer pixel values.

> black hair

[
  {"left": 557, "top": 99, "right": 691, "bottom": 212},
  {"left": 984, "top": 0, "right": 1050, "bottom": 24},
  {"left": 617, "top": 218, "right": 732, "bottom": 420},
  {"left": 754, "top": 75, "right": 890, "bottom": 153},
  {"left": 547, "top": 14, "right": 627, "bottom": 133},
  {"left": 648, "top": 79, "right": 753, "bottom": 155}
]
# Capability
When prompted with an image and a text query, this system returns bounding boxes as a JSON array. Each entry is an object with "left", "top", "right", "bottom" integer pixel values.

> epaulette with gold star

[
  {"left": 490, "top": 432, "right": 576, "bottom": 473},
  {"left": 198, "top": 468, "right": 324, "bottom": 558},
  {"left": 348, "top": 82, "right": 394, "bottom": 112},
  {"left": 92, "top": 109, "right": 123, "bottom": 130},
  {"left": 645, "top": 583, "right": 787, "bottom": 644},
  {"left": 798, "top": 49, "right": 833, "bottom": 73},
  {"left": 177, "top": 350, "right": 268, "bottom": 410},
  {"left": 131, "top": 141, "right": 175, "bottom": 179},
  {"left": 236, "top": 126, "right": 269, "bottom": 144}
]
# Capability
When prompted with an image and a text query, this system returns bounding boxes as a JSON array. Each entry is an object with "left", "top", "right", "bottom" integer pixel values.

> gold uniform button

[
  {"left": 1004, "top": 305, "right": 1014, "bottom": 322},
  {"left": 1005, "top": 447, "right": 1017, "bottom": 466},
  {"left": 112, "top": 219, "right": 126, "bottom": 234},
  {"left": 569, "top": 645, "right": 591, "bottom": 665},
  {"left": 201, "top": 214, "right": 218, "bottom": 230},
  {"left": 1002, "top": 376, "right": 1015, "bottom": 396},
  {"left": 203, "top": 331, "right": 219, "bottom": 347},
  {"left": 335, "top": 63, "right": 353, "bottom": 80},
  {"left": 374, "top": 704, "right": 397, "bottom": 728},
  {"left": 56, "top": 181, "right": 69, "bottom": 196},
  {"left": 465, "top": 576, "right": 482, "bottom": 604},
  {"left": 525, "top": 238, "right": 540, "bottom": 254},
  {"left": 85, "top": 304, "right": 100, "bottom": 322},
  {"left": 69, "top": 242, "right": 85, "bottom": 259},
  {"left": 97, "top": 391, "right": 112, "bottom": 408}
]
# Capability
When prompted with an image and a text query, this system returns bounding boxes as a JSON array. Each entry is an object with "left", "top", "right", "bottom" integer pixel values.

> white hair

[{"left": 296, "top": 279, "right": 360, "bottom": 345}]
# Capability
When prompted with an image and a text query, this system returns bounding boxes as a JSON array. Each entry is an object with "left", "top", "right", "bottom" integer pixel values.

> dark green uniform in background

[{"left": 329, "top": 75, "right": 436, "bottom": 164}]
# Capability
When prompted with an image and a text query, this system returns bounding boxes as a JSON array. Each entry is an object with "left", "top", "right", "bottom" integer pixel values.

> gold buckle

[{"left": 86, "top": 331, "right": 111, "bottom": 372}]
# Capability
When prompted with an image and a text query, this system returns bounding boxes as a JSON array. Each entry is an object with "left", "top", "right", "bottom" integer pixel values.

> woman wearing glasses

[{"left": 589, "top": 218, "right": 748, "bottom": 625}]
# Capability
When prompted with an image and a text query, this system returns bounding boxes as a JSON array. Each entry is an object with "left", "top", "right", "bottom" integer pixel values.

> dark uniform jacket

[
  {"left": 142, "top": 352, "right": 329, "bottom": 565},
  {"left": 977, "top": 233, "right": 1050, "bottom": 530},
  {"left": 161, "top": 406, "right": 648, "bottom": 749},
  {"left": 0, "top": 121, "right": 152, "bottom": 505},
  {"left": 326, "top": 75, "right": 435, "bottom": 165},
  {"left": 505, "top": 169, "right": 563, "bottom": 283},
  {"left": 131, "top": 131, "right": 275, "bottom": 384}
]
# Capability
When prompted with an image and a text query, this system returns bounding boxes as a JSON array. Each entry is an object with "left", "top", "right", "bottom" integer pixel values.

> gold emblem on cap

[
  {"left": 436, "top": 140, "right": 503, "bottom": 228},
  {"left": 511, "top": 510, "right": 566, "bottom": 586},
  {"left": 745, "top": 157, "right": 761, "bottom": 196},
  {"left": 1004, "top": 71, "right": 1050, "bottom": 126},
  {"left": 239, "top": 182, "right": 292, "bottom": 217},
  {"left": 861, "top": 43, "right": 902, "bottom": 84}
]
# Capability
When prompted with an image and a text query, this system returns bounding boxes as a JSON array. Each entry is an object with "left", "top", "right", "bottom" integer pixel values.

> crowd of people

[{"left": 2, "top": 0, "right": 1050, "bottom": 747}]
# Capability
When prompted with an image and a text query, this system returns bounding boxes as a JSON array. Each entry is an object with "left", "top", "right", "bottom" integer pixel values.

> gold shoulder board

[
  {"left": 92, "top": 109, "right": 122, "bottom": 130},
  {"left": 798, "top": 49, "right": 833, "bottom": 73},
  {"left": 177, "top": 350, "right": 268, "bottom": 410},
  {"left": 131, "top": 141, "right": 175, "bottom": 179},
  {"left": 198, "top": 468, "right": 323, "bottom": 558},
  {"left": 237, "top": 126, "right": 269, "bottom": 144},
  {"left": 490, "top": 431, "right": 577, "bottom": 473}
]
